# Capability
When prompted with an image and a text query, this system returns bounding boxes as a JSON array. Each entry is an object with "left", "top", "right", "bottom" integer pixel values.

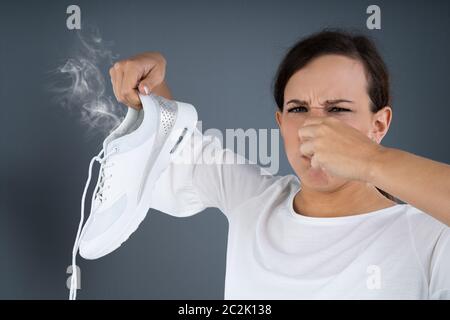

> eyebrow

[{"left": 285, "top": 99, "right": 354, "bottom": 106}]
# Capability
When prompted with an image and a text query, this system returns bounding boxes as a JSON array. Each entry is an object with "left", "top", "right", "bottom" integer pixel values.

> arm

[
  {"left": 298, "top": 117, "right": 450, "bottom": 225},
  {"left": 369, "top": 147, "right": 450, "bottom": 226},
  {"left": 150, "top": 123, "right": 280, "bottom": 218},
  {"left": 109, "top": 52, "right": 279, "bottom": 219}
]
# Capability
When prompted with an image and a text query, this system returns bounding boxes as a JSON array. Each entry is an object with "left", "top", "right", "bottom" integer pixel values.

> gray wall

[{"left": 0, "top": 0, "right": 449, "bottom": 299}]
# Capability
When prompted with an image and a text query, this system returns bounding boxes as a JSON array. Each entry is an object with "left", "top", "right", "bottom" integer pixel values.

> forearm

[{"left": 369, "top": 147, "right": 450, "bottom": 226}]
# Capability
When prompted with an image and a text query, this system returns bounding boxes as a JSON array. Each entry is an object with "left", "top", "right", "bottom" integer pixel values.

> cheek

[{"left": 281, "top": 121, "right": 301, "bottom": 154}]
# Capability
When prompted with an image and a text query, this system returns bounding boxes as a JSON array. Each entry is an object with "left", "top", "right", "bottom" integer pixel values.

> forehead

[{"left": 284, "top": 54, "right": 369, "bottom": 101}]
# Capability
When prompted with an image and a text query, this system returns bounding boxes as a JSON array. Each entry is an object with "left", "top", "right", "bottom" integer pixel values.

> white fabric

[{"left": 150, "top": 126, "right": 450, "bottom": 300}]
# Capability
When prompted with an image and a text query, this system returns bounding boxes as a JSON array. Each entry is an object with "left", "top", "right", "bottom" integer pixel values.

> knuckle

[
  {"left": 125, "top": 60, "right": 140, "bottom": 73},
  {"left": 123, "top": 60, "right": 130, "bottom": 68},
  {"left": 121, "top": 89, "right": 131, "bottom": 99},
  {"left": 153, "top": 52, "right": 166, "bottom": 65},
  {"left": 124, "top": 59, "right": 135, "bottom": 69}
]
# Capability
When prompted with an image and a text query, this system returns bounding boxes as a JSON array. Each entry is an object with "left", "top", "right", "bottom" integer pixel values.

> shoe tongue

[{"left": 103, "top": 107, "right": 141, "bottom": 154}]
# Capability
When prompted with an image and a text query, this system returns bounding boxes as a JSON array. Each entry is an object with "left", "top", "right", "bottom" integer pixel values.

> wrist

[{"left": 366, "top": 144, "right": 390, "bottom": 184}]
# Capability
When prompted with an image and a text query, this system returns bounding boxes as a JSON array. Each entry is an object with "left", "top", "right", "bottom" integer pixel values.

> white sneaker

[{"left": 69, "top": 93, "right": 197, "bottom": 299}]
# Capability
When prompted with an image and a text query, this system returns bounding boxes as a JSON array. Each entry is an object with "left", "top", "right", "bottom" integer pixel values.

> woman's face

[{"left": 276, "top": 54, "right": 391, "bottom": 192}]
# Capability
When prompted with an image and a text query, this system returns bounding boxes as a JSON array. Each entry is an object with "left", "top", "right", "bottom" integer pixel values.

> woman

[{"left": 109, "top": 29, "right": 450, "bottom": 299}]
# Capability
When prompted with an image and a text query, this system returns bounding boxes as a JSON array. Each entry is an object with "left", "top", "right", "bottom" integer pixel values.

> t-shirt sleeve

[
  {"left": 149, "top": 124, "right": 279, "bottom": 219},
  {"left": 407, "top": 209, "right": 450, "bottom": 299},
  {"left": 429, "top": 227, "right": 450, "bottom": 299}
]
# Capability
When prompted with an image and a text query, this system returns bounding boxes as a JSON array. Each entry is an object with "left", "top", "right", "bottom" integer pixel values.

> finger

[
  {"left": 121, "top": 62, "right": 143, "bottom": 108},
  {"left": 299, "top": 140, "right": 315, "bottom": 158},
  {"left": 109, "top": 65, "right": 122, "bottom": 103},
  {"left": 138, "top": 64, "right": 163, "bottom": 95},
  {"left": 310, "top": 156, "right": 321, "bottom": 169},
  {"left": 112, "top": 62, "right": 126, "bottom": 103},
  {"left": 302, "top": 117, "right": 325, "bottom": 127},
  {"left": 298, "top": 125, "right": 320, "bottom": 141},
  {"left": 138, "top": 81, "right": 151, "bottom": 95}
]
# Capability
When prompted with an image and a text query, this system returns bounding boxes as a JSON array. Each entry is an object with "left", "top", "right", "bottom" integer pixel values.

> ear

[
  {"left": 275, "top": 110, "right": 282, "bottom": 127},
  {"left": 275, "top": 110, "right": 283, "bottom": 137},
  {"left": 371, "top": 106, "right": 392, "bottom": 143}
]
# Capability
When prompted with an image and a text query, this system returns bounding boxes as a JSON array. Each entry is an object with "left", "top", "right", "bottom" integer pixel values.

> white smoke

[{"left": 49, "top": 27, "right": 125, "bottom": 138}]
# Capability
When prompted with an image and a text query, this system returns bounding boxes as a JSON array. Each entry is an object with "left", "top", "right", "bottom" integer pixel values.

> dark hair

[{"left": 273, "top": 28, "right": 397, "bottom": 203}]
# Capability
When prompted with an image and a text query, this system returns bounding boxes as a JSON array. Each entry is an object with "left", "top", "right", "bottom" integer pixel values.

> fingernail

[{"left": 144, "top": 86, "right": 149, "bottom": 95}]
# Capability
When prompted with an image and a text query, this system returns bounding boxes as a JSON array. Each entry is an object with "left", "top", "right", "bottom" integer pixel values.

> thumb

[
  {"left": 138, "top": 77, "right": 158, "bottom": 95},
  {"left": 310, "top": 156, "right": 321, "bottom": 170}
]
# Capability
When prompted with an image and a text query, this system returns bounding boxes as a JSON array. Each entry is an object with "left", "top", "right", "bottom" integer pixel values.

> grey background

[{"left": 1, "top": 0, "right": 449, "bottom": 299}]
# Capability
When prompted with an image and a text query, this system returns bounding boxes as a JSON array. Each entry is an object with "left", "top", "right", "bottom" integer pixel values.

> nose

[
  {"left": 299, "top": 111, "right": 326, "bottom": 143},
  {"left": 300, "top": 109, "right": 327, "bottom": 131},
  {"left": 307, "top": 107, "right": 328, "bottom": 118}
]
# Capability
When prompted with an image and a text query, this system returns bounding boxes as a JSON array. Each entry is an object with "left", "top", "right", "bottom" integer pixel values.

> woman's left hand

[{"left": 298, "top": 117, "right": 384, "bottom": 182}]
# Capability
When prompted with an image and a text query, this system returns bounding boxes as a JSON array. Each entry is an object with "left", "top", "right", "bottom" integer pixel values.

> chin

[
  {"left": 289, "top": 153, "right": 344, "bottom": 192},
  {"left": 302, "top": 176, "right": 331, "bottom": 191},
  {"left": 297, "top": 164, "right": 344, "bottom": 193}
]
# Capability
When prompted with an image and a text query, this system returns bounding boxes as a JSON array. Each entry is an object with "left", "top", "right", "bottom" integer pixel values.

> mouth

[{"left": 301, "top": 155, "right": 323, "bottom": 171}]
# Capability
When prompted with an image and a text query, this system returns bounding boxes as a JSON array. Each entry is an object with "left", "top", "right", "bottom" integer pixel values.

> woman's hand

[
  {"left": 299, "top": 116, "right": 450, "bottom": 225},
  {"left": 109, "top": 52, "right": 168, "bottom": 109},
  {"left": 298, "top": 116, "right": 384, "bottom": 182}
]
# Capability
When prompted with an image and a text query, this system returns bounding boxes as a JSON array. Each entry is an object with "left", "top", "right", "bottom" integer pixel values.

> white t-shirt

[{"left": 150, "top": 126, "right": 450, "bottom": 299}]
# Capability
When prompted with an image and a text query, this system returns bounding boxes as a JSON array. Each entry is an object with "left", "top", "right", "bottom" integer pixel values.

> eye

[
  {"left": 329, "top": 106, "right": 351, "bottom": 112},
  {"left": 287, "top": 106, "right": 308, "bottom": 113}
]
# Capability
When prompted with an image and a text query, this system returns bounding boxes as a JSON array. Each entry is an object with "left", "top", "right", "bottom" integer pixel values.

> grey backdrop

[{"left": 1, "top": 0, "right": 449, "bottom": 299}]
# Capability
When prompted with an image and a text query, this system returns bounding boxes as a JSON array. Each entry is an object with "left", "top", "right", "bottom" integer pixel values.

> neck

[{"left": 293, "top": 180, "right": 397, "bottom": 218}]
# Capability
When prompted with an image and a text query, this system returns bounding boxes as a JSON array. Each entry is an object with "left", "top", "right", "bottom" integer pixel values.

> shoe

[{"left": 69, "top": 93, "right": 198, "bottom": 299}]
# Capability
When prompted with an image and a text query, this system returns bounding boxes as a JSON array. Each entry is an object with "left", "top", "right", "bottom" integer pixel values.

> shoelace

[{"left": 69, "top": 146, "right": 118, "bottom": 300}]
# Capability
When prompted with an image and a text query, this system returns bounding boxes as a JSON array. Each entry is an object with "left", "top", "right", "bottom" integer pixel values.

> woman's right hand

[{"left": 109, "top": 51, "right": 170, "bottom": 109}]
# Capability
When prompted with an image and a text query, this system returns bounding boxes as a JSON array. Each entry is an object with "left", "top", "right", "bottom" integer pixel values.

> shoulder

[
  {"left": 251, "top": 173, "right": 301, "bottom": 208},
  {"left": 403, "top": 204, "right": 449, "bottom": 255},
  {"left": 264, "top": 173, "right": 301, "bottom": 196},
  {"left": 235, "top": 173, "right": 300, "bottom": 209},
  {"left": 404, "top": 204, "right": 448, "bottom": 235}
]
